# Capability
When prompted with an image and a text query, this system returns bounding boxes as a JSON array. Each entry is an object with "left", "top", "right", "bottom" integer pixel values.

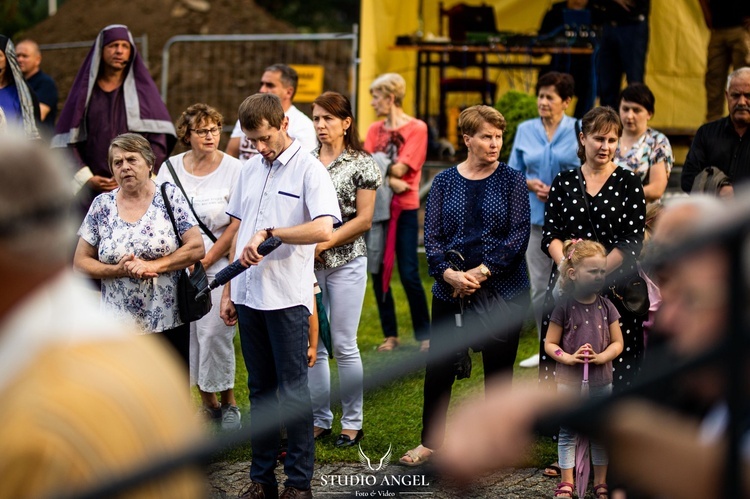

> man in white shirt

[
  {"left": 220, "top": 93, "right": 341, "bottom": 499},
  {"left": 225, "top": 64, "right": 317, "bottom": 163}
]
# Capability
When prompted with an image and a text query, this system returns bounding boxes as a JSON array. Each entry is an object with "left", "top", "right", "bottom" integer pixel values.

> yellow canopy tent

[{"left": 357, "top": 0, "right": 710, "bottom": 134}]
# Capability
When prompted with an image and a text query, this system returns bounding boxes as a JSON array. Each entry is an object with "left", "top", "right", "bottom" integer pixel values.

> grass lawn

[{"left": 210, "top": 252, "right": 556, "bottom": 467}]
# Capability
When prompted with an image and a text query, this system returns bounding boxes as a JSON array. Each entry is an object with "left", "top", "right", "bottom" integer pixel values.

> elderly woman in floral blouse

[
  {"left": 615, "top": 83, "right": 673, "bottom": 203},
  {"left": 74, "top": 133, "right": 204, "bottom": 366},
  {"left": 307, "top": 91, "right": 381, "bottom": 448}
]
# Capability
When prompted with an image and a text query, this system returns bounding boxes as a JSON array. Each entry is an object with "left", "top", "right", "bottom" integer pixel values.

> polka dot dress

[
  {"left": 424, "top": 163, "right": 531, "bottom": 303},
  {"left": 539, "top": 167, "right": 647, "bottom": 391}
]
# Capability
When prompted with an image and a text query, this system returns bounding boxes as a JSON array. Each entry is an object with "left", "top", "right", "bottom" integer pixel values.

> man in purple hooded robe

[{"left": 52, "top": 25, "right": 176, "bottom": 216}]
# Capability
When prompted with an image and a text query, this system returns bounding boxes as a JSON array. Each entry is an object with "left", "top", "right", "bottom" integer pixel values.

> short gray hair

[
  {"left": 0, "top": 129, "right": 74, "bottom": 264},
  {"left": 108, "top": 133, "right": 156, "bottom": 173},
  {"left": 726, "top": 67, "right": 750, "bottom": 91}
]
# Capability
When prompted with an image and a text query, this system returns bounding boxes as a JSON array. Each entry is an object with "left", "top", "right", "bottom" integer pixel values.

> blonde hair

[
  {"left": 369, "top": 73, "right": 406, "bottom": 107},
  {"left": 557, "top": 239, "right": 607, "bottom": 295}
]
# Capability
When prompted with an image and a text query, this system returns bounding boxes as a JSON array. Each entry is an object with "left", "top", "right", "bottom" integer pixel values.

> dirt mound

[
  {"left": 22, "top": 0, "right": 294, "bottom": 65},
  {"left": 19, "top": 0, "right": 297, "bottom": 129}
]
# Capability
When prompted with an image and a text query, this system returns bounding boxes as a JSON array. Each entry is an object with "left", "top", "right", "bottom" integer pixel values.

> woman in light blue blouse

[
  {"left": 400, "top": 105, "right": 530, "bottom": 466},
  {"left": 615, "top": 83, "right": 673, "bottom": 203},
  {"left": 509, "top": 72, "right": 580, "bottom": 368}
]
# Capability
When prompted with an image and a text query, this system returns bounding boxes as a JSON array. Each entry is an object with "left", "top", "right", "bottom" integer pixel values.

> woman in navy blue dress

[{"left": 400, "top": 105, "right": 530, "bottom": 466}]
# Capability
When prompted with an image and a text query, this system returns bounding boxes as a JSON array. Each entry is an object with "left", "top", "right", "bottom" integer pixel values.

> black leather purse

[
  {"left": 576, "top": 168, "right": 649, "bottom": 316},
  {"left": 161, "top": 183, "right": 212, "bottom": 323}
]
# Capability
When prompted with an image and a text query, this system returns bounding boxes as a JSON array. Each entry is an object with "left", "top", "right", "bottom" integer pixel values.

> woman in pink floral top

[{"left": 614, "top": 83, "right": 674, "bottom": 203}]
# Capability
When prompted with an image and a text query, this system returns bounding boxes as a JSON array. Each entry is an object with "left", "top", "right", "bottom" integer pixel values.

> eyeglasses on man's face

[{"left": 190, "top": 126, "right": 221, "bottom": 138}]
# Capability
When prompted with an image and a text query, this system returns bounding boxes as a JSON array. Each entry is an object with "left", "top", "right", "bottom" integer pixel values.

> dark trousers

[
  {"left": 421, "top": 294, "right": 527, "bottom": 449},
  {"left": 371, "top": 209, "right": 430, "bottom": 341},
  {"left": 161, "top": 323, "right": 190, "bottom": 369},
  {"left": 597, "top": 20, "right": 649, "bottom": 109},
  {"left": 237, "top": 304, "right": 314, "bottom": 490}
]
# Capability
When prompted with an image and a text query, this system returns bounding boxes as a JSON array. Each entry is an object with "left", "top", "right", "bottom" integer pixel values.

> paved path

[{"left": 207, "top": 461, "right": 598, "bottom": 498}]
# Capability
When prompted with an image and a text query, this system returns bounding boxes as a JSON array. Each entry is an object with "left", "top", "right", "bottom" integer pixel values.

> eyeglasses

[{"left": 190, "top": 127, "right": 221, "bottom": 138}]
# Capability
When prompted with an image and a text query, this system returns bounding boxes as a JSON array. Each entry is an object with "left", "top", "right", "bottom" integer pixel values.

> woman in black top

[{"left": 540, "top": 106, "right": 646, "bottom": 391}]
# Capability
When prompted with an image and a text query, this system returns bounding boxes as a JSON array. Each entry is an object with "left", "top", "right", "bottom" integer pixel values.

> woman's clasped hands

[
  {"left": 120, "top": 254, "right": 159, "bottom": 279},
  {"left": 443, "top": 267, "right": 482, "bottom": 298}
]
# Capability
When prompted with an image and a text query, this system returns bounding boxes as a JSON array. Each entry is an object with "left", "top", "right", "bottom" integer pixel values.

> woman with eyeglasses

[{"left": 155, "top": 103, "right": 244, "bottom": 431}]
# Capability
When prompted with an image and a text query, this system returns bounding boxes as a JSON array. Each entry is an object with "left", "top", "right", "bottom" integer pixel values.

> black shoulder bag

[
  {"left": 161, "top": 182, "right": 212, "bottom": 323},
  {"left": 576, "top": 168, "right": 649, "bottom": 316}
]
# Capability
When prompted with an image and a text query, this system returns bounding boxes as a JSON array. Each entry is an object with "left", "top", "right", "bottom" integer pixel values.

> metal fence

[{"left": 159, "top": 29, "right": 359, "bottom": 133}]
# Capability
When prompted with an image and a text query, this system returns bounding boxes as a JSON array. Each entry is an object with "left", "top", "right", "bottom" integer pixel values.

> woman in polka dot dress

[{"left": 540, "top": 106, "right": 646, "bottom": 392}]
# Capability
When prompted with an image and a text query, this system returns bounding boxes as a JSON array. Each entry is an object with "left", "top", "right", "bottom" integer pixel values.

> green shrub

[{"left": 495, "top": 90, "right": 538, "bottom": 163}]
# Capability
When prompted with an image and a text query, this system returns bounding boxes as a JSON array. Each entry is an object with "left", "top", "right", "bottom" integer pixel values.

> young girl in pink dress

[{"left": 545, "top": 239, "right": 624, "bottom": 499}]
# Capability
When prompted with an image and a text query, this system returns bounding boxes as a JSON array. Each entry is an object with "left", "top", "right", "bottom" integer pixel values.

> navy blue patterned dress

[
  {"left": 419, "top": 162, "right": 531, "bottom": 449},
  {"left": 540, "top": 166, "right": 646, "bottom": 391}
]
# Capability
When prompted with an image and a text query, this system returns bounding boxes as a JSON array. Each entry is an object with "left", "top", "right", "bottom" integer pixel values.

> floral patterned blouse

[
  {"left": 614, "top": 127, "right": 673, "bottom": 187},
  {"left": 313, "top": 147, "right": 381, "bottom": 271},
  {"left": 78, "top": 182, "right": 198, "bottom": 333}
]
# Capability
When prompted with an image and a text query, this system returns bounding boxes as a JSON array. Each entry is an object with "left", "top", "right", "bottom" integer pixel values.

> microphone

[{"left": 195, "top": 236, "right": 282, "bottom": 300}]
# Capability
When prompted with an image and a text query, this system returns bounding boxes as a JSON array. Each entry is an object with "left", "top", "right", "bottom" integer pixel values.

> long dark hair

[{"left": 312, "top": 91, "right": 363, "bottom": 152}]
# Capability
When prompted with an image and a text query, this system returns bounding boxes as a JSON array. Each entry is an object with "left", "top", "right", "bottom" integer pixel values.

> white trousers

[
  {"left": 308, "top": 256, "right": 366, "bottom": 430},
  {"left": 190, "top": 266, "right": 236, "bottom": 392}
]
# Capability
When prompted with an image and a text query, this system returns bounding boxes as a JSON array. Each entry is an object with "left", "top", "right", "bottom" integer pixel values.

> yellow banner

[{"left": 290, "top": 64, "right": 325, "bottom": 103}]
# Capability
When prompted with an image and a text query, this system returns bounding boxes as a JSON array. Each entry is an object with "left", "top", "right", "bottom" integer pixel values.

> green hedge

[{"left": 495, "top": 90, "right": 539, "bottom": 163}]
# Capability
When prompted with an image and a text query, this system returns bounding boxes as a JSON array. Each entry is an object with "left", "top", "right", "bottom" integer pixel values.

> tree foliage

[
  {"left": 0, "top": 0, "right": 68, "bottom": 39},
  {"left": 495, "top": 90, "right": 539, "bottom": 163},
  {"left": 254, "top": 0, "right": 360, "bottom": 33}
]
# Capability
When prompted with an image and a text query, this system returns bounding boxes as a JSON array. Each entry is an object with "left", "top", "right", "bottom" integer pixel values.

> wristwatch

[
  {"left": 264, "top": 227, "right": 274, "bottom": 239},
  {"left": 479, "top": 264, "right": 491, "bottom": 277}
]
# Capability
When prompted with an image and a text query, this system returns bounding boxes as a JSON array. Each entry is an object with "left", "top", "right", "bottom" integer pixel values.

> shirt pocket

[
  {"left": 277, "top": 190, "right": 301, "bottom": 199},
  {"left": 275, "top": 190, "right": 303, "bottom": 225}
]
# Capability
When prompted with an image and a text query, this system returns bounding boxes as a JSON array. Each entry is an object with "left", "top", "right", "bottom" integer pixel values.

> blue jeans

[
  {"left": 597, "top": 20, "right": 649, "bottom": 108},
  {"left": 371, "top": 209, "right": 430, "bottom": 341},
  {"left": 237, "top": 305, "right": 314, "bottom": 490},
  {"left": 557, "top": 383, "right": 612, "bottom": 469}
]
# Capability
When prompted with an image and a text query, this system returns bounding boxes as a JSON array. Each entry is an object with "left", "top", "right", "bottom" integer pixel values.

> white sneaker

[
  {"left": 519, "top": 353, "right": 540, "bottom": 368},
  {"left": 221, "top": 405, "right": 242, "bottom": 431}
]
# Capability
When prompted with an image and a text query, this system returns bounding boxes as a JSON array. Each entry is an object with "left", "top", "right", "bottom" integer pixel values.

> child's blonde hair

[{"left": 557, "top": 239, "right": 607, "bottom": 295}]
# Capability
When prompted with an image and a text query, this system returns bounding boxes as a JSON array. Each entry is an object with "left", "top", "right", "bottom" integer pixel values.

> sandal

[
  {"left": 399, "top": 445, "right": 432, "bottom": 467},
  {"left": 543, "top": 462, "right": 561, "bottom": 478},
  {"left": 377, "top": 337, "right": 400, "bottom": 352},
  {"left": 553, "top": 482, "right": 574, "bottom": 498},
  {"left": 593, "top": 483, "right": 609, "bottom": 498}
]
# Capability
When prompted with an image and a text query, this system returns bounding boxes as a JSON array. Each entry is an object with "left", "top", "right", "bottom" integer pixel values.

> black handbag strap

[
  {"left": 576, "top": 167, "right": 601, "bottom": 243},
  {"left": 161, "top": 182, "right": 183, "bottom": 246},
  {"left": 163, "top": 158, "right": 217, "bottom": 243}
]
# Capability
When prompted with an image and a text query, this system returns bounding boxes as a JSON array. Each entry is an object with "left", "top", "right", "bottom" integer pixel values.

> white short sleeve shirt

[{"left": 226, "top": 140, "right": 341, "bottom": 312}]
